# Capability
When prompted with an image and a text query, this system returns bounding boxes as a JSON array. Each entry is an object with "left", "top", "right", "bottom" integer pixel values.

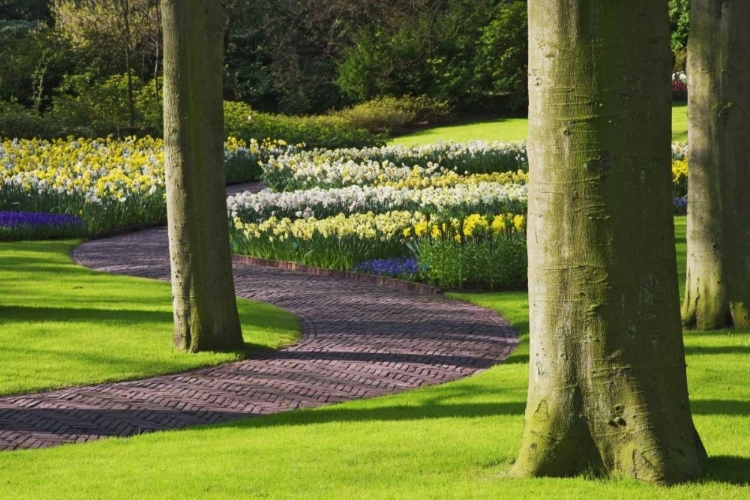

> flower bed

[
  {"left": 229, "top": 207, "right": 528, "bottom": 290},
  {"left": 0, "top": 210, "right": 84, "bottom": 240},
  {"left": 0, "top": 136, "right": 292, "bottom": 236},
  {"left": 229, "top": 140, "right": 693, "bottom": 289},
  {"left": 259, "top": 141, "right": 529, "bottom": 191},
  {"left": 1, "top": 136, "right": 691, "bottom": 288},
  {"left": 281, "top": 140, "right": 529, "bottom": 174},
  {"left": 227, "top": 182, "right": 527, "bottom": 223}
]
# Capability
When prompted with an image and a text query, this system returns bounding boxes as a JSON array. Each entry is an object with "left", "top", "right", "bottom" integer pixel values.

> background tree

[
  {"left": 669, "top": 0, "right": 690, "bottom": 70},
  {"left": 161, "top": 0, "right": 244, "bottom": 352},
  {"left": 682, "top": 1, "right": 750, "bottom": 330},
  {"left": 513, "top": 0, "right": 705, "bottom": 484},
  {"left": 0, "top": 0, "right": 50, "bottom": 21},
  {"left": 52, "top": 0, "right": 160, "bottom": 128}
]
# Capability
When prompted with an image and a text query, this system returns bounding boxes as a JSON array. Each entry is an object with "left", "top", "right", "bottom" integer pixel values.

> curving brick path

[{"left": 0, "top": 183, "right": 517, "bottom": 451}]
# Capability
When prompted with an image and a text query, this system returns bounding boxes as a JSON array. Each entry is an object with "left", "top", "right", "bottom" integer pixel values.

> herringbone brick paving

[{"left": 0, "top": 183, "right": 517, "bottom": 452}]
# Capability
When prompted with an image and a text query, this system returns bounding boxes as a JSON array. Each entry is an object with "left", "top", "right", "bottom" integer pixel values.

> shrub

[
  {"left": 224, "top": 101, "right": 385, "bottom": 150},
  {"left": 0, "top": 101, "right": 62, "bottom": 139},
  {"left": 324, "top": 95, "right": 452, "bottom": 135},
  {"left": 49, "top": 74, "right": 162, "bottom": 138}
]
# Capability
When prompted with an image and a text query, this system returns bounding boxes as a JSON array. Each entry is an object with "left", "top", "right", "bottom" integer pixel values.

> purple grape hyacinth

[
  {"left": 673, "top": 196, "right": 687, "bottom": 214},
  {"left": 354, "top": 257, "right": 420, "bottom": 279},
  {"left": 0, "top": 211, "right": 83, "bottom": 228}
]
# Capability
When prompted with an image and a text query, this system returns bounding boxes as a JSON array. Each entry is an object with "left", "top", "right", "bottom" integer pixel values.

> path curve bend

[{"left": 0, "top": 184, "right": 518, "bottom": 451}]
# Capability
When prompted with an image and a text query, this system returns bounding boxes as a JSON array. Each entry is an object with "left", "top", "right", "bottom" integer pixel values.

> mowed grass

[
  {"left": 390, "top": 117, "right": 529, "bottom": 145},
  {"left": 0, "top": 240, "right": 300, "bottom": 396},
  {"left": 673, "top": 102, "right": 689, "bottom": 142},
  {"left": 1, "top": 218, "right": 748, "bottom": 499},
  {"left": 391, "top": 102, "right": 690, "bottom": 145}
]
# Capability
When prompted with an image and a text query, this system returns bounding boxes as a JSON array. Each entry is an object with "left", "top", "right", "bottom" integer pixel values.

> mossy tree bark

[
  {"left": 682, "top": 0, "right": 750, "bottom": 330},
  {"left": 512, "top": 1, "right": 705, "bottom": 484},
  {"left": 161, "top": 0, "right": 244, "bottom": 352}
]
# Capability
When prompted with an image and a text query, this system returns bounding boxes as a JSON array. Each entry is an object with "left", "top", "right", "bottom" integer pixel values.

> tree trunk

[
  {"left": 682, "top": 0, "right": 750, "bottom": 330},
  {"left": 161, "top": 0, "right": 244, "bottom": 352},
  {"left": 512, "top": 1, "right": 705, "bottom": 484},
  {"left": 123, "top": 0, "right": 136, "bottom": 129}
]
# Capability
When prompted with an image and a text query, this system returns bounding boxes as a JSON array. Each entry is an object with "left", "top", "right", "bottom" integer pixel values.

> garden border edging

[{"left": 230, "top": 254, "right": 442, "bottom": 296}]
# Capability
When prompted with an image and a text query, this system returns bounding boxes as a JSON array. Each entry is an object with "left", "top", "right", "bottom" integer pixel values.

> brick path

[{"left": 0, "top": 183, "right": 518, "bottom": 451}]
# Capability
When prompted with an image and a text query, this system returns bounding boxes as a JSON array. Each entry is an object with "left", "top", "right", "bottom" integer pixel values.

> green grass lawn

[
  {"left": 391, "top": 117, "right": 529, "bottom": 145},
  {"left": 391, "top": 102, "right": 690, "bottom": 145},
  {"left": 0, "top": 240, "right": 300, "bottom": 396},
  {"left": 1, "top": 218, "right": 748, "bottom": 499},
  {"left": 673, "top": 102, "right": 689, "bottom": 143}
]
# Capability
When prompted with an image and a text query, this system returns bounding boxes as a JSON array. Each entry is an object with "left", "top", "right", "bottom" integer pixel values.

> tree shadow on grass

[
  {"left": 702, "top": 455, "right": 750, "bottom": 486},
  {"left": 0, "top": 401, "right": 527, "bottom": 447},
  {"left": 0, "top": 305, "right": 171, "bottom": 324},
  {"left": 691, "top": 399, "right": 750, "bottom": 416},
  {"left": 685, "top": 345, "right": 750, "bottom": 356}
]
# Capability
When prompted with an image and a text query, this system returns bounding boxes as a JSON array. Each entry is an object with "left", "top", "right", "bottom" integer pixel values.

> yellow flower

[{"left": 491, "top": 215, "right": 507, "bottom": 234}]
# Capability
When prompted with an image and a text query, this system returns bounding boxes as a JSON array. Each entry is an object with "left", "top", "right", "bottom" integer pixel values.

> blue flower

[
  {"left": 354, "top": 257, "right": 419, "bottom": 278},
  {"left": 0, "top": 211, "right": 83, "bottom": 229},
  {"left": 673, "top": 196, "right": 687, "bottom": 214}
]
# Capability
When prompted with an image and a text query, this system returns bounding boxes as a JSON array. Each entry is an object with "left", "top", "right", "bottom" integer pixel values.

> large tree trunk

[
  {"left": 512, "top": 1, "right": 705, "bottom": 484},
  {"left": 161, "top": 0, "right": 244, "bottom": 352},
  {"left": 682, "top": 1, "right": 750, "bottom": 330}
]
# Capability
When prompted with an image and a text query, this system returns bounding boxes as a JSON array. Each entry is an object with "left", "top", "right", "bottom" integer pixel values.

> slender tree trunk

[
  {"left": 512, "top": 1, "right": 705, "bottom": 484},
  {"left": 161, "top": 0, "right": 244, "bottom": 352},
  {"left": 123, "top": 0, "right": 136, "bottom": 129},
  {"left": 682, "top": 1, "right": 750, "bottom": 330}
]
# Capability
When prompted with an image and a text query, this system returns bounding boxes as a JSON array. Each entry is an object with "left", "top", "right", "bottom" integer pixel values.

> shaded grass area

[
  {"left": 1, "top": 218, "right": 748, "bottom": 498},
  {"left": 0, "top": 240, "right": 301, "bottom": 396},
  {"left": 391, "top": 103, "right": 689, "bottom": 145}
]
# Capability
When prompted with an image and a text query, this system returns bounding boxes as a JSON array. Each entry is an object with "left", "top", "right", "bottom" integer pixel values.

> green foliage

[
  {"left": 0, "top": 21, "right": 74, "bottom": 111},
  {"left": 0, "top": 0, "right": 51, "bottom": 21},
  {"left": 336, "top": 1, "right": 528, "bottom": 113},
  {"left": 475, "top": 0, "right": 528, "bottom": 112},
  {"left": 0, "top": 100, "right": 61, "bottom": 138},
  {"left": 224, "top": 101, "right": 385, "bottom": 149},
  {"left": 417, "top": 235, "right": 527, "bottom": 290},
  {"left": 324, "top": 95, "right": 452, "bottom": 135},
  {"left": 222, "top": 0, "right": 347, "bottom": 115},
  {"left": 1, "top": 0, "right": 697, "bottom": 123},
  {"left": 49, "top": 73, "right": 162, "bottom": 137},
  {"left": 669, "top": 0, "right": 690, "bottom": 52}
]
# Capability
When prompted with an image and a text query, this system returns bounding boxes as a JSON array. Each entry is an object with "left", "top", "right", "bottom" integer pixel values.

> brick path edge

[{"left": 0, "top": 183, "right": 519, "bottom": 452}]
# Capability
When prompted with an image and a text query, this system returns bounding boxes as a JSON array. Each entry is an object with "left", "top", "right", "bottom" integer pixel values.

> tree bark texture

[
  {"left": 161, "top": 0, "right": 244, "bottom": 352},
  {"left": 682, "top": 0, "right": 750, "bottom": 330},
  {"left": 513, "top": 0, "right": 705, "bottom": 484}
]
